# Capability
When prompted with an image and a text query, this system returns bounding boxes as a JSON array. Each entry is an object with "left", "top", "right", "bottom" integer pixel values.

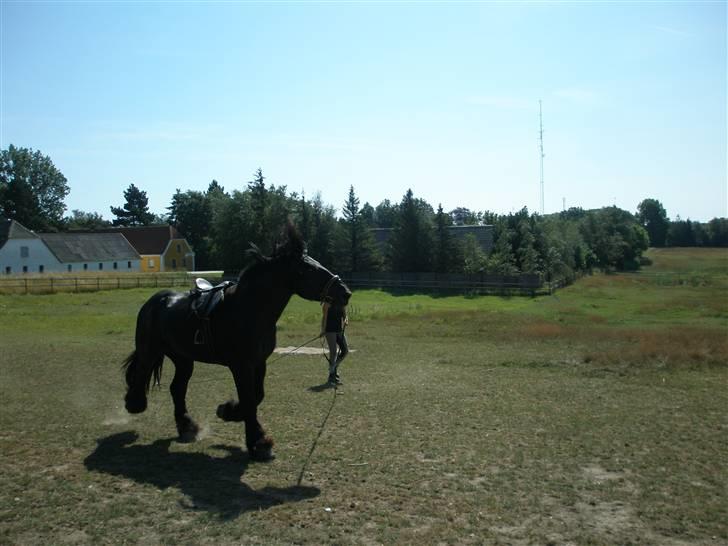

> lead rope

[
  {"left": 297, "top": 382, "right": 338, "bottom": 486},
  {"left": 267, "top": 333, "right": 324, "bottom": 365}
]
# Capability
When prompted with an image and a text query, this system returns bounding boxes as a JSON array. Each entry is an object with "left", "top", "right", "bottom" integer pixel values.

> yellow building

[{"left": 98, "top": 226, "right": 195, "bottom": 272}]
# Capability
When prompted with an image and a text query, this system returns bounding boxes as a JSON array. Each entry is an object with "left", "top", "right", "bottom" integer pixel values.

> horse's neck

[{"left": 235, "top": 272, "right": 292, "bottom": 326}]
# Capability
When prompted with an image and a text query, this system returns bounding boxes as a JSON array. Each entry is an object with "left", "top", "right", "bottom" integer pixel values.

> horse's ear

[
  {"left": 284, "top": 221, "right": 305, "bottom": 256},
  {"left": 244, "top": 243, "right": 265, "bottom": 263}
]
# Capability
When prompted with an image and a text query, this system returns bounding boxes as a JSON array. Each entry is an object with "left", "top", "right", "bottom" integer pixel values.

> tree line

[{"left": 2, "top": 144, "right": 727, "bottom": 278}]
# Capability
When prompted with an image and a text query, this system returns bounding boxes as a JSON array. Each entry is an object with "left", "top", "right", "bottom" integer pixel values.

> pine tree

[
  {"left": 247, "top": 168, "right": 267, "bottom": 246},
  {"left": 110, "top": 183, "right": 155, "bottom": 226},
  {"left": 388, "top": 189, "right": 433, "bottom": 272},
  {"left": 433, "top": 204, "right": 461, "bottom": 273},
  {"left": 336, "top": 186, "right": 380, "bottom": 271}
]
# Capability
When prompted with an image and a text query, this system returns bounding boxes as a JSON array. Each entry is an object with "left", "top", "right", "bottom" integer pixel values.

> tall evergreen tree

[
  {"left": 486, "top": 222, "right": 518, "bottom": 275},
  {"left": 373, "top": 199, "right": 398, "bottom": 228},
  {"left": 388, "top": 189, "right": 433, "bottom": 272},
  {"left": 248, "top": 168, "right": 268, "bottom": 246},
  {"left": 336, "top": 186, "right": 380, "bottom": 271},
  {"left": 360, "top": 202, "right": 375, "bottom": 227},
  {"left": 433, "top": 203, "right": 461, "bottom": 273},
  {"left": 167, "top": 189, "right": 212, "bottom": 269},
  {"left": 110, "top": 183, "right": 155, "bottom": 226},
  {"left": 308, "top": 193, "right": 337, "bottom": 268}
]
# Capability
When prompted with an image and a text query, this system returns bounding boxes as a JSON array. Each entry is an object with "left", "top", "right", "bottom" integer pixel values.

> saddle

[{"left": 190, "top": 278, "right": 234, "bottom": 346}]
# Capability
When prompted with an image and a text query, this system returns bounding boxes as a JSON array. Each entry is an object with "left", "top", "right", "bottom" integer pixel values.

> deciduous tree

[{"left": 0, "top": 144, "right": 70, "bottom": 231}]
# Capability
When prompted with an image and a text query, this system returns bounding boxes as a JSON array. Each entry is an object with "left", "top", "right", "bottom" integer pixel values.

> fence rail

[
  {"left": 0, "top": 274, "right": 193, "bottom": 295},
  {"left": 0, "top": 271, "right": 570, "bottom": 297},
  {"left": 341, "top": 273, "right": 550, "bottom": 296}
]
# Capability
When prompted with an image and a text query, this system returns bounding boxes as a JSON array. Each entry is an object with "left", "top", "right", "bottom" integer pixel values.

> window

[
  {"left": 20, "top": 246, "right": 29, "bottom": 258},
  {"left": 172, "top": 258, "right": 177, "bottom": 269},
  {"left": 113, "top": 262, "right": 118, "bottom": 270},
  {"left": 5, "top": 267, "right": 10, "bottom": 275},
  {"left": 127, "top": 261, "right": 132, "bottom": 269},
  {"left": 83, "top": 264, "right": 88, "bottom": 271},
  {"left": 39, "top": 265, "right": 44, "bottom": 273},
  {"left": 68, "top": 264, "right": 72, "bottom": 272},
  {"left": 148, "top": 259, "right": 154, "bottom": 268},
  {"left": 99, "top": 263, "right": 103, "bottom": 270},
  {"left": 22, "top": 266, "right": 28, "bottom": 273}
]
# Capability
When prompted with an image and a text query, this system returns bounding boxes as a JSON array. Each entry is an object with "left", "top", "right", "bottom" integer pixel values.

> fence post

[
  {"left": 75, "top": 278, "right": 79, "bottom": 293},
  {"left": 97, "top": 278, "right": 101, "bottom": 291},
  {"left": 50, "top": 278, "right": 54, "bottom": 294}
]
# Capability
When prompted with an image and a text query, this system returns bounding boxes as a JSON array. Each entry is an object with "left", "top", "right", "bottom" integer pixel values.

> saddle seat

[{"left": 190, "top": 278, "right": 234, "bottom": 346}]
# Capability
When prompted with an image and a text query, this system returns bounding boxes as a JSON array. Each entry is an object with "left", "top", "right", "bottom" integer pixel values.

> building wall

[
  {"left": 63, "top": 259, "right": 141, "bottom": 273},
  {"left": 163, "top": 238, "right": 195, "bottom": 271},
  {"left": 0, "top": 239, "right": 62, "bottom": 274},
  {"left": 140, "top": 254, "right": 162, "bottom": 273}
]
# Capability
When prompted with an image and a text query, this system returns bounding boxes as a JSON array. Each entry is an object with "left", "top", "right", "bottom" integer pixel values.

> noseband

[{"left": 320, "top": 275, "right": 340, "bottom": 303}]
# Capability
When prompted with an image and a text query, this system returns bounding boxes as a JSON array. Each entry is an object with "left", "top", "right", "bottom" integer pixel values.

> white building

[
  {"left": 1, "top": 219, "right": 142, "bottom": 274},
  {"left": 0, "top": 219, "right": 61, "bottom": 274}
]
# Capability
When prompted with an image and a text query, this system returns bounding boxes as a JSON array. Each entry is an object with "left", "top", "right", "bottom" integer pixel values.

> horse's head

[{"left": 275, "top": 223, "right": 352, "bottom": 306}]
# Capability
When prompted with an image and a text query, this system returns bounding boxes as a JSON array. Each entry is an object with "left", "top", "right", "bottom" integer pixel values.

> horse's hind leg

[{"left": 169, "top": 356, "right": 199, "bottom": 442}]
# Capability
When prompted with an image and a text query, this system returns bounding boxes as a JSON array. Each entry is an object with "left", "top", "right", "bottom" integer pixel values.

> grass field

[{"left": 1, "top": 248, "right": 726, "bottom": 545}]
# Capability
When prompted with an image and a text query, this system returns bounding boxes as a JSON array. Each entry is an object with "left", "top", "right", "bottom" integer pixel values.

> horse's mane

[{"left": 236, "top": 222, "right": 306, "bottom": 284}]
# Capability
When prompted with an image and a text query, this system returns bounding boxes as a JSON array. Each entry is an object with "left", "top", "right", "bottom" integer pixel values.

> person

[{"left": 321, "top": 300, "right": 349, "bottom": 385}]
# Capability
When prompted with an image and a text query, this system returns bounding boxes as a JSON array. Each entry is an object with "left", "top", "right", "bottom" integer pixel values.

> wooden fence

[
  {"left": 0, "top": 271, "right": 571, "bottom": 297},
  {"left": 0, "top": 274, "right": 193, "bottom": 295},
  {"left": 339, "top": 271, "right": 551, "bottom": 296}
]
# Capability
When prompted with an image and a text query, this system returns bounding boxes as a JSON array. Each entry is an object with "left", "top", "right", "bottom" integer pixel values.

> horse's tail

[
  {"left": 122, "top": 350, "right": 163, "bottom": 392},
  {"left": 122, "top": 350, "right": 164, "bottom": 414}
]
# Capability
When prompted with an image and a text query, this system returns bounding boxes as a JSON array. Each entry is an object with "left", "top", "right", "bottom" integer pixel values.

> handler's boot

[{"left": 328, "top": 367, "right": 342, "bottom": 386}]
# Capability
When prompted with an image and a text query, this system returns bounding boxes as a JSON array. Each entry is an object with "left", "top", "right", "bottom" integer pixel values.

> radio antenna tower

[{"left": 538, "top": 100, "right": 545, "bottom": 215}]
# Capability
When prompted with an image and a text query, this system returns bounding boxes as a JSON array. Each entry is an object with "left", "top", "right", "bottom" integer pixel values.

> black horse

[{"left": 122, "top": 224, "right": 351, "bottom": 461}]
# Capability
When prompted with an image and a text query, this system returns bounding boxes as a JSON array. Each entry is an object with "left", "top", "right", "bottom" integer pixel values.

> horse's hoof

[
  {"left": 178, "top": 430, "right": 197, "bottom": 443},
  {"left": 177, "top": 418, "right": 200, "bottom": 443},
  {"left": 249, "top": 437, "right": 275, "bottom": 462},
  {"left": 125, "top": 395, "right": 147, "bottom": 414},
  {"left": 216, "top": 401, "right": 244, "bottom": 421}
]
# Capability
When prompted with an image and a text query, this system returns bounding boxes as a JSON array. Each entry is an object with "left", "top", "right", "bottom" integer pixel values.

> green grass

[{"left": 0, "top": 247, "right": 726, "bottom": 545}]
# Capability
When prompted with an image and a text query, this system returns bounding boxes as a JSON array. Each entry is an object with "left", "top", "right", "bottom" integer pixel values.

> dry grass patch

[{"left": 582, "top": 326, "right": 728, "bottom": 369}]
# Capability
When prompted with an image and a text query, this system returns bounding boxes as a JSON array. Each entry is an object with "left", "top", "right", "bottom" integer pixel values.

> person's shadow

[
  {"left": 307, "top": 382, "right": 336, "bottom": 393},
  {"left": 84, "top": 431, "right": 319, "bottom": 519}
]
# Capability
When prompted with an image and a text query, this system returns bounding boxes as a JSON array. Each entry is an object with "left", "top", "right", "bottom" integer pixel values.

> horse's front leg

[
  {"left": 216, "top": 361, "right": 274, "bottom": 461},
  {"left": 169, "top": 356, "right": 200, "bottom": 442}
]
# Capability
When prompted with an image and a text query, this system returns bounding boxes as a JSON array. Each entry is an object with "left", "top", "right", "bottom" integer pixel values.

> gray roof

[
  {"left": 448, "top": 225, "right": 494, "bottom": 252},
  {"left": 0, "top": 218, "right": 38, "bottom": 248},
  {"left": 40, "top": 232, "right": 141, "bottom": 263}
]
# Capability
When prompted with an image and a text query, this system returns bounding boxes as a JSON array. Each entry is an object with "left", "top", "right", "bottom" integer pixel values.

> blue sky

[{"left": 2, "top": 1, "right": 726, "bottom": 221}]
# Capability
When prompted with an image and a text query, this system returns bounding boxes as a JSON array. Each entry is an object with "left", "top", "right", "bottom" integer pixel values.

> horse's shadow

[{"left": 84, "top": 431, "right": 319, "bottom": 519}]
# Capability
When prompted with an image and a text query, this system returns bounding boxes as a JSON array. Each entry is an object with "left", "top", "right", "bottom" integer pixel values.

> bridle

[{"left": 320, "top": 274, "right": 341, "bottom": 303}]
